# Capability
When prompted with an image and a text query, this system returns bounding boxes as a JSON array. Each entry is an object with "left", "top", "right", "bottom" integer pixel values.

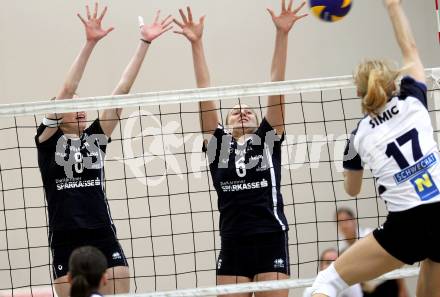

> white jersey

[{"left": 343, "top": 76, "right": 440, "bottom": 211}]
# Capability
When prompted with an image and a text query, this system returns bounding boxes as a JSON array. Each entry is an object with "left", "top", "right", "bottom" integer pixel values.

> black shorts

[
  {"left": 373, "top": 201, "right": 440, "bottom": 265},
  {"left": 49, "top": 225, "right": 128, "bottom": 279},
  {"left": 216, "top": 231, "right": 290, "bottom": 279}
]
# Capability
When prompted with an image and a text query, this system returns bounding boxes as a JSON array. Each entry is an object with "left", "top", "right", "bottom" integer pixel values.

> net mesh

[{"left": 1, "top": 70, "right": 439, "bottom": 296}]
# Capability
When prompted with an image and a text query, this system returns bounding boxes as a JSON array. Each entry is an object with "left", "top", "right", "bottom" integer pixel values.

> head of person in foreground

[{"left": 68, "top": 246, "right": 108, "bottom": 297}]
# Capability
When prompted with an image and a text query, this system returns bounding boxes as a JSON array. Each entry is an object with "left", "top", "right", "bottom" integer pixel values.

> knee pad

[{"left": 310, "top": 263, "right": 349, "bottom": 297}]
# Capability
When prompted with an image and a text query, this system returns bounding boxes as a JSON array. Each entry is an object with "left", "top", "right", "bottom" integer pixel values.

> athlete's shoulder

[
  {"left": 35, "top": 123, "right": 64, "bottom": 149},
  {"left": 84, "top": 119, "right": 104, "bottom": 136},
  {"left": 398, "top": 76, "right": 428, "bottom": 108},
  {"left": 343, "top": 124, "right": 364, "bottom": 171},
  {"left": 351, "top": 115, "right": 370, "bottom": 140},
  {"left": 256, "top": 117, "right": 284, "bottom": 143},
  {"left": 84, "top": 119, "right": 111, "bottom": 145}
]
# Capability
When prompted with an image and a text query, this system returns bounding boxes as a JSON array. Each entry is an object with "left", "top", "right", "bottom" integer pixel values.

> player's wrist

[
  {"left": 85, "top": 39, "right": 99, "bottom": 46},
  {"left": 140, "top": 38, "right": 152, "bottom": 44},
  {"left": 190, "top": 38, "right": 203, "bottom": 46},
  {"left": 275, "top": 29, "right": 289, "bottom": 37}
]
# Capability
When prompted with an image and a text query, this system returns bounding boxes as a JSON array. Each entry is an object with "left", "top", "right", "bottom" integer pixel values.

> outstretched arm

[
  {"left": 56, "top": 3, "right": 114, "bottom": 101},
  {"left": 99, "top": 11, "right": 173, "bottom": 137},
  {"left": 174, "top": 7, "right": 219, "bottom": 136},
  {"left": 266, "top": 0, "right": 307, "bottom": 135},
  {"left": 39, "top": 3, "right": 113, "bottom": 143},
  {"left": 385, "top": 0, "right": 425, "bottom": 83}
]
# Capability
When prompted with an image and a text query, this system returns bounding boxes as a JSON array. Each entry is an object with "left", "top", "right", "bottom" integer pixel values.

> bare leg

[
  {"left": 313, "top": 234, "right": 404, "bottom": 297},
  {"left": 217, "top": 275, "right": 253, "bottom": 297},
  {"left": 101, "top": 266, "right": 130, "bottom": 294},
  {"left": 254, "top": 272, "right": 289, "bottom": 297},
  {"left": 54, "top": 276, "right": 70, "bottom": 297},
  {"left": 416, "top": 259, "right": 440, "bottom": 297}
]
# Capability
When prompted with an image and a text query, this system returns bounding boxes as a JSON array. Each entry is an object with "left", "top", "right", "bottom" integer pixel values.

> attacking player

[{"left": 311, "top": 1, "right": 440, "bottom": 297}]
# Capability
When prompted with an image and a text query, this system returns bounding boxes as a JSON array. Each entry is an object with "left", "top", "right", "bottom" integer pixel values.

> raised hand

[
  {"left": 173, "top": 7, "right": 205, "bottom": 43},
  {"left": 267, "top": 0, "right": 308, "bottom": 34},
  {"left": 139, "top": 10, "right": 173, "bottom": 43},
  {"left": 77, "top": 2, "right": 114, "bottom": 43}
]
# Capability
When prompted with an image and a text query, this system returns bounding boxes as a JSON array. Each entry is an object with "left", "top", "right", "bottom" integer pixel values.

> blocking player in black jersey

[
  {"left": 35, "top": 4, "right": 172, "bottom": 297},
  {"left": 174, "top": 2, "right": 307, "bottom": 296},
  {"left": 311, "top": 1, "right": 440, "bottom": 297}
]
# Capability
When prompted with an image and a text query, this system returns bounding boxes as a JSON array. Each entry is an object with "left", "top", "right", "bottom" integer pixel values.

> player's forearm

[
  {"left": 57, "top": 40, "right": 97, "bottom": 99},
  {"left": 192, "top": 40, "right": 217, "bottom": 131},
  {"left": 112, "top": 41, "right": 149, "bottom": 96},
  {"left": 386, "top": 3, "right": 418, "bottom": 62},
  {"left": 271, "top": 31, "right": 288, "bottom": 82},
  {"left": 191, "top": 40, "right": 211, "bottom": 88}
]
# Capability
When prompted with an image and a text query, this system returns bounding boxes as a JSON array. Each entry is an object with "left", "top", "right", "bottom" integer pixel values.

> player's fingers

[
  {"left": 266, "top": 8, "right": 276, "bottom": 19},
  {"left": 161, "top": 14, "right": 172, "bottom": 26},
  {"left": 154, "top": 10, "right": 161, "bottom": 23},
  {"left": 187, "top": 6, "right": 193, "bottom": 22},
  {"left": 293, "top": 1, "right": 307, "bottom": 15},
  {"left": 77, "top": 13, "right": 87, "bottom": 25},
  {"left": 93, "top": 2, "right": 98, "bottom": 19},
  {"left": 287, "top": 0, "right": 293, "bottom": 11},
  {"left": 98, "top": 6, "right": 108, "bottom": 21},
  {"left": 179, "top": 8, "right": 188, "bottom": 23},
  {"left": 173, "top": 18, "right": 184, "bottom": 28},
  {"left": 86, "top": 5, "right": 91, "bottom": 19}
]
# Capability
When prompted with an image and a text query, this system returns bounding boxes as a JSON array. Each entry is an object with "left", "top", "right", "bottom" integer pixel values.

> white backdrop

[{"left": 0, "top": 0, "right": 438, "bottom": 103}]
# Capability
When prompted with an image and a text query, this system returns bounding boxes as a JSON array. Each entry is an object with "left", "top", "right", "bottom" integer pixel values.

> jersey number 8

[{"left": 74, "top": 152, "right": 84, "bottom": 174}]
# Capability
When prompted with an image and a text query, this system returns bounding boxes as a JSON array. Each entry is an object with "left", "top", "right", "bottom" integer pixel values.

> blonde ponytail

[{"left": 354, "top": 60, "right": 400, "bottom": 116}]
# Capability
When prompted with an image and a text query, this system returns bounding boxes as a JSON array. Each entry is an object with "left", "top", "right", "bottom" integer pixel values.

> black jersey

[
  {"left": 205, "top": 118, "right": 288, "bottom": 238},
  {"left": 35, "top": 119, "right": 112, "bottom": 231}
]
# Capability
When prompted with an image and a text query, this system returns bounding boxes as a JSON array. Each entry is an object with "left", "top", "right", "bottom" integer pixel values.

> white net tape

[
  {"left": 2, "top": 68, "right": 439, "bottom": 117},
  {"left": 113, "top": 267, "right": 419, "bottom": 297},
  {"left": 0, "top": 75, "right": 352, "bottom": 117}
]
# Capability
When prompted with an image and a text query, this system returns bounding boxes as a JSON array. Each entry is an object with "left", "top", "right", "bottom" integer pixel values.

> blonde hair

[{"left": 354, "top": 60, "right": 401, "bottom": 116}]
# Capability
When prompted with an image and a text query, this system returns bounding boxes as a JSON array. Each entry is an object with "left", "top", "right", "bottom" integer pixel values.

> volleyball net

[{"left": 1, "top": 69, "right": 440, "bottom": 296}]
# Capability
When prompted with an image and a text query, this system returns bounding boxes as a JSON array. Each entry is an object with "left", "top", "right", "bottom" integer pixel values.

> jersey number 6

[{"left": 235, "top": 157, "right": 246, "bottom": 177}]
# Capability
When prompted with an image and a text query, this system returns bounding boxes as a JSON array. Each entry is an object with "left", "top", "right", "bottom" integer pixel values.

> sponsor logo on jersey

[
  {"left": 410, "top": 171, "right": 440, "bottom": 201},
  {"left": 112, "top": 252, "right": 122, "bottom": 260},
  {"left": 220, "top": 178, "right": 269, "bottom": 192},
  {"left": 273, "top": 258, "right": 285, "bottom": 269},
  {"left": 56, "top": 177, "right": 101, "bottom": 191},
  {"left": 394, "top": 153, "right": 437, "bottom": 184}
]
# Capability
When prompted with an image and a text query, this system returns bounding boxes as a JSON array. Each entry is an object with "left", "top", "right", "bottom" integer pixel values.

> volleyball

[{"left": 309, "top": 0, "right": 352, "bottom": 22}]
